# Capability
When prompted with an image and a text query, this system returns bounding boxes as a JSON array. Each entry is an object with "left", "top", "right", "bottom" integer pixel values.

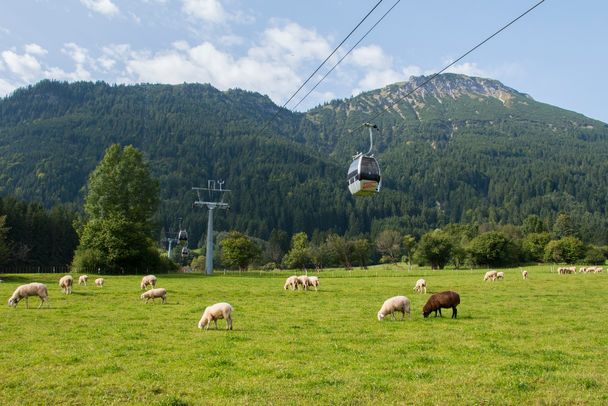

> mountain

[{"left": 1, "top": 74, "right": 608, "bottom": 244}]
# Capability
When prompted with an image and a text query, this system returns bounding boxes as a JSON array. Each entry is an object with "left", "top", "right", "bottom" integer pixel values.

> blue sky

[{"left": 1, "top": 1, "right": 607, "bottom": 122}]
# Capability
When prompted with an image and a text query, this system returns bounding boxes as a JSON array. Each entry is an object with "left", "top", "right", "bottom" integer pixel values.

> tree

[
  {"left": 467, "top": 231, "right": 519, "bottom": 267},
  {"left": 220, "top": 231, "right": 261, "bottom": 271},
  {"left": 0, "top": 215, "right": 10, "bottom": 265},
  {"left": 283, "top": 232, "right": 310, "bottom": 271},
  {"left": 325, "top": 234, "right": 354, "bottom": 270},
  {"left": 583, "top": 246, "right": 606, "bottom": 265},
  {"left": 552, "top": 213, "right": 579, "bottom": 239},
  {"left": 415, "top": 230, "right": 453, "bottom": 270},
  {"left": 522, "top": 232, "right": 551, "bottom": 262},
  {"left": 376, "top": 230, "right": 402, "bottom": 264},
  {"left": 72, "top": 144, "right": 162, "bottom": 273},
  {"left": 402, "top": 235, "right": 416, "bottom": 271},
  {"left": 522, "top": 215, "right": 546, "bottom": 235},
  {"left": 190, "top": 255, "right": 206, "bottom": 272},
  {"left": 544, "top": 236, "right": 586, "bottom": 264},
  {"left": 352, "top": 238, "right": 371, "bottom": 269},
  {"left": 308, "top": 242, "right": 331, "bottom": 271},
  {"left": 268, "top": 228, "right": 289, "bottom": 266}
]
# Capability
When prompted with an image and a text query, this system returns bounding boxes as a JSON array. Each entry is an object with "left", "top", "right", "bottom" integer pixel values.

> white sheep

[
  {"left": 296, "top": 275, "right": 310, "bottom": 291},
  {"left": 140, "top": 275, "right": 157, "bottom": 290},
  {"left": 140, "top": 288, "right": 167, "bottom": 304},
  {"left": 308, "top": 276, "right": 320, "bottom": 291},
  {"left": 198, "top": 302, "right": 233, "bottom": 330},
  {"left": 59, "top": 275, "right": 73, "bottom": 294},
  {"left": 377, "top": 296, "right": 411, "bottom": 321},
  {"left": 283, "top": 275, "right": 299, "bottom": 290},
  {"left": 8, "top": 283, "right": 49, "bottom": 308},
  {"left": 484, "top": 271, "right": 498, "bottom": 281},
  {"left": 496, "top": 271, "right": 505, "bottom": 280},
  {"left": 521, "top": 270, "right": 528, "bottom": 280},
  {"left": 413, "top": 278, "right": 427, "bottom": 294},
  {"left": 95, "top": 278, "right": 104, "bottom": 287},
  {"left": 78, "top": 275, "right": 88, "bottom": 286}
]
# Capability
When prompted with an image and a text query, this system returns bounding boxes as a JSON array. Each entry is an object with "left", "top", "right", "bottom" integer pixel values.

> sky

[{"left": 1, "top": 0, "right": 607, "bottom": 122}]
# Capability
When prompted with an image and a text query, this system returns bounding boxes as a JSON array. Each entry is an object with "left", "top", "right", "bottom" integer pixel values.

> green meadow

[{"left": 1, "top": 265, "right": 607, "bottom": 405}]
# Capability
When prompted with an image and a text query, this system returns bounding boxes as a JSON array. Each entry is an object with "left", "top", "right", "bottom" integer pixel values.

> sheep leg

[
  {"left": 214, "top": 319, "right": 218, "bottom": 330},
  {"left": 400, "top": 310, "right": 405, "bottom": 321},
  {"left": 162, "top": 296, "right": 166, "bottom": 304},
  {"left": 25, "top": 297, "right": 29, "bottom": 309},
  {"left": 226, "top": 316, "right": 232, "bottom": 330},
  {"left": 452, "top": 307, "right": 458, "bottom": 319},
  {"left": 38, "top": 297, "right": 44, "bottom": 309}
]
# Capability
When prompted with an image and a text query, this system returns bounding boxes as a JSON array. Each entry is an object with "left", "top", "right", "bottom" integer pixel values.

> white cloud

[
  {"left": 349, "top": 45, "right": 392, "bottom": 70},
  {"left": 25, "top": 43, "right": 47, "bottom": 56},
  {"left": 0, "top": 78, "right": 18, "bottom": 96},
  {"left": 62, "top": 43, "right": 89, "bottom": 65},
  {"left": 249, "top": 22, "right": 331, "bottom": 66},
  {"left": 444, "top": 61, "right": 487, "bottom": 77},
  {"left": 182, "top": 0, "right": 228, "bottom": 23},
  {"left": 123, "top": 41, "right": 300, "bottom": 102},
  {"left": 219, "top": 34, "right": 245, "bottom": 47},
  {"left": 1, "top": 50, "right": 42, "bottom": 81},
  {"left": 172, "top": 41, "right": 191, "bottom": 51},
  {"left": 80, "top": 0, "right": 120, "bottom": 17}
]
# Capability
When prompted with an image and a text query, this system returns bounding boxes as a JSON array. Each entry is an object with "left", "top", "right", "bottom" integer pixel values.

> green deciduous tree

[
  {"left": 544, "top": 236, "right": 586, "bottom": 264},
  {"left": 72, "top": 144, "right": 163, "bottom": 273},
  {"left": 220, "top": 231, "right": 261, "bottom": 271},
  {"left": 376, "top": 230, "right": 402, "bottom": 264},
  {"left": 325, "top": 234, "right": 353, "bottom": 270},
  {"left": 467, "top": 231, "right": 520, "bottom": 267},
  {"left": 283, "top": 232, "right": 310, "bottom": 270},
  {"left": 0, "top": 215, "right": 10, "bottom": 265},
  {"left": 522, "top": 232, "right": 551, "bottom": 262},
  {"left": 415, "top": 230, "right": 453, "bottom": 270}
]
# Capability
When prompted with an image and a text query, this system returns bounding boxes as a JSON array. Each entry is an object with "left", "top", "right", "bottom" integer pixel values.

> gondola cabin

[
  {"left": 347, "top": 153, "right": 381, "bottom": 196},
  {"left": 178, "top": 230, "right": 188, "bottom": 243}
]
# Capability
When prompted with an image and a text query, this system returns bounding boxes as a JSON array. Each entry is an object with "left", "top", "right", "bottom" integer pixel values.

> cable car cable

[
  {"left": 348, "top": 0, "right": 546, "bottom": 134},
  {"left": 292, "top": 0, "right": 402, "bottom": 111},
  {"left": 253, "top": 0, "right": 386, "bottom": 138}
]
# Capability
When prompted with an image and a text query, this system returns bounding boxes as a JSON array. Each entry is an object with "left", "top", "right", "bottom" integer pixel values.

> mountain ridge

[{"left": 1, "top": 74, "right": 608, "bottom": 243}]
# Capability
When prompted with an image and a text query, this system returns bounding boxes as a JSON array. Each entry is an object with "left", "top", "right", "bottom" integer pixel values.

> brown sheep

[{"left": 422, "top": 291, "right": 460, "bottom": 319}]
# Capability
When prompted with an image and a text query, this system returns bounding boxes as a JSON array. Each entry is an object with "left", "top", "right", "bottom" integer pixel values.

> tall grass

[{"left": 0, "top": 265, "right": 606, "bottom": 405}]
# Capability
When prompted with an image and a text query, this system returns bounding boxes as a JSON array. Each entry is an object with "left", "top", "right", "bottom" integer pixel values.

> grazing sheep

[
  {"left": 308, "top": 276, "right": 320, "bottom": 291},
  {"left": 413, "top": 278, "right": 427, "bottom": 294},
  {"left": 140, "top": 275, "right": 157, "bottom": 290},
  {"left": 8, "top": 283, "right": 49, "bottom": 309},
  {"left": 496, "top": 271, "right": 505, "bottom": 280},
  {"left": 377, "top": 296, "right": 411, "bottom": 321},
  {"left": 59, "top": 275, "right": 73, "bottom": 294},
  {"left": 78, "top": 275, "right": 88, "bottom": 286},
  {"left": 422, "top": 291, "right": 460, "bottom": 319},
  {"left": 95, "top": 278, "right": 104, "bottom": 287},
  {"left": 283, "top": 275, "right": 299, "bottom": 290},
  {"left": 594, "top": 267, "right": 603, "bottom": 273},
  {"left": 484, "top": 271, "right": 498, "bottom": 281},
  {"left": 140, "top": 288, "right": 167, "bottom": 304},
  {"left": 198, "top": 302, "right": 233, "bottom": 330},
  {"left": 521, "top": 270, "right": 528, "bottom": 280},
  {"left": 558, "top": 267, "right": 576, "bottom": 275},
  {"left": 296, "top": 275, "right": 310, "bottom": 291}
]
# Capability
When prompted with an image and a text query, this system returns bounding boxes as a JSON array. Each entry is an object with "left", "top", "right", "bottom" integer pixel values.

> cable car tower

[{"left": 193, "top": 180, "right": 230, "bottom": 275}]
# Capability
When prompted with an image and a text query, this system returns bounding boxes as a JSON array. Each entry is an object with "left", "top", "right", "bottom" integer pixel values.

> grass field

[{"left": 1, "top": 265, "right": 607, "bottom": 405}]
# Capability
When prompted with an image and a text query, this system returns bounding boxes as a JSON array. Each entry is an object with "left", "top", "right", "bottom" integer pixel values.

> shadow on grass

[{"left": 0, "top": 275, "right": 40, "bottom": 283}]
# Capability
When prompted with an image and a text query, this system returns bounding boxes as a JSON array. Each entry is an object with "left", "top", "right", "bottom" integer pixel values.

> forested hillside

[{"left": 1, "top": 74, "right": 608, "bottom": 245}]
